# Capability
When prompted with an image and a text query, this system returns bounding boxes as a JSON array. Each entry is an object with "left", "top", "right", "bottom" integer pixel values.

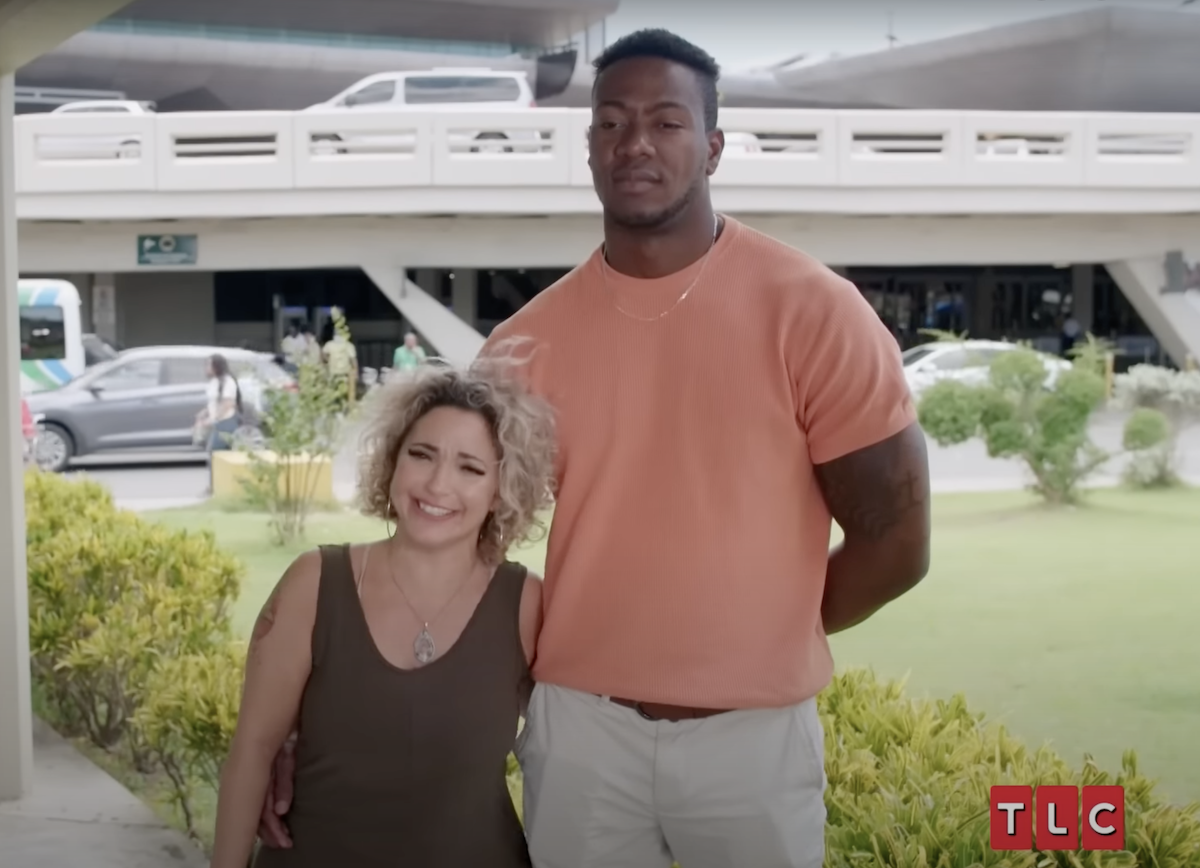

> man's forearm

[{"left": 821, "top": 538, "right": 928, "bottom": 635}]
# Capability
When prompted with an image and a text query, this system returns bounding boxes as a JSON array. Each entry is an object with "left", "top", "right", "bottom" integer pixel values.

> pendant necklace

[
  {"left": 386, "top": 554, "right": 476, "bottom": 666},
  {"left": 601, "top": 214, "right": 722, "bottom": 323}
]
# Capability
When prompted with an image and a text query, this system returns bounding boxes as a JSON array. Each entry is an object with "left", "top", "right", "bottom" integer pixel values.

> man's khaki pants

[{"left": 516, "top": 683, "right": 827, "bottom": 868}]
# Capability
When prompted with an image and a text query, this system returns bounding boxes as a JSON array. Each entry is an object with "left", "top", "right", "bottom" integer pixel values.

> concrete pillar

[
  {"left": 1106, "top": 258, "right": 1200, "bottom": 369},
  {"left": 973, "top": 269, "right": 996, "bottom": 339},
  {"left": 0, "top": 72, "right": 34, "bottom": 802},
  {"left": 450, "top": 269, "right": 477, "bottom": 328},
  {"left": 1071, "top": 263, "right": 1094, "bottom": 333},
  {"left": 414, "top": 269, "right": 441, "bottom": 299},
  {"left": 92, "top": 272, "right": 117, "bottom": 344}
]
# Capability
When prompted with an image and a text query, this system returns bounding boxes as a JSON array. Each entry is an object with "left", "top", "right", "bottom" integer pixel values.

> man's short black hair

[{"left": 592, "top": 28, "right": 721, "bottom": 131}]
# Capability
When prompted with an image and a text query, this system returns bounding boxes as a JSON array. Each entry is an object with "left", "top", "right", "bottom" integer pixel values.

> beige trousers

[{"left": 516, "top": 683, "right": 826, "bottom": 868}]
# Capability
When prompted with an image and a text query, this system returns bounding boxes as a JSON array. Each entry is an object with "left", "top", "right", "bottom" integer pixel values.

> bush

[
  {"left": 820, "top": 669, "right": 1200, "bottom": 867},
  {"left": 918, "top": 348, "right": 1110, "bottom": 504},
  {"left": 25, "top": 473, "right": 243, "bottom": 752},
  {"left": 1113, "top": 365, "right": 1200, "bottom": 489},
  {"left": 132, "top": 642, "right": 247, "bottom": 840}
]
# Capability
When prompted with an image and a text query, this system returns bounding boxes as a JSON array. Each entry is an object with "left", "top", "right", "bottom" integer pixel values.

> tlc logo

[{"left": 991, "top": 785, "right": 1125, "bottom": 851}]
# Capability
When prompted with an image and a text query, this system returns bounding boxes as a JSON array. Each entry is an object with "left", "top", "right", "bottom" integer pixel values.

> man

[
  {"left": 392, "top": 331, "right": 427, "bottom": 373},
  {"left": 258, "top": 28, "right": 930, "bottom": 868}
]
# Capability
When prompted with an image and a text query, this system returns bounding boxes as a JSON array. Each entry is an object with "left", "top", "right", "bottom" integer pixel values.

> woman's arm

[
  {"left": 516, "top": 571, "right": 543, "bottom": 716},
  {"left": 210, "top": 550, "right": 322, "bottom": 868}
]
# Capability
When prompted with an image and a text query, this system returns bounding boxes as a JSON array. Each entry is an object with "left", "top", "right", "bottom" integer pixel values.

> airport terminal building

[{"left": 14, "top": 3, "right": 1200, "bottom": 372}]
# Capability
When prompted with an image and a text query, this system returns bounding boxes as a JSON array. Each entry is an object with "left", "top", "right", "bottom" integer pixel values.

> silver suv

[{"left": 26, "top": 345, "right": 293, "bottom": 472}]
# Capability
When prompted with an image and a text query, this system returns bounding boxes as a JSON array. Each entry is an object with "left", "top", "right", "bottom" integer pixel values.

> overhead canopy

[{"left": 770, "top": 6, "right": 1200, "bottom": 113}]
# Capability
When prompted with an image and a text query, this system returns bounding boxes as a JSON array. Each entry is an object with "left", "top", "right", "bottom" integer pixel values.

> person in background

[
  {"left": 392, "top": 332, "right": 428, "bottom": 374},
  {"left": 209, "top": 358, "right": 556, "bottom": 868},
  {"left": 197, "top": 353, "right": 242, "bottom": 495},
  {"left": 323, "top": 324, "right": 358, "bottom": 410},
  {"left": 301, "top": 327, "right": 322, "bottom": 366},
  {"left": 281, "top": 325, "right": 305, "bottom": 370}
]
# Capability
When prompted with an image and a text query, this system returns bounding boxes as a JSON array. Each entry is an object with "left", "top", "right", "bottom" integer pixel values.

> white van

[
  {"left": 303, "top": 69, "right": 541, "bottom": 154},
  {"left": 311, "top": 69, "right": 535, "bottom": 112},
  {"left": 18, "top": 278, "right": 85, "bottom": 394}
]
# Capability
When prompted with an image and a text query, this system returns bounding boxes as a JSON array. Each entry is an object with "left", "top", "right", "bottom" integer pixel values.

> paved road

[{"left": 61, "top": 413, "right": 1199, "bottom": 511}]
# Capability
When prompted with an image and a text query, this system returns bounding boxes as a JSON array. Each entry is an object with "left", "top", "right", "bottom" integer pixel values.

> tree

[
  {"left": 917, "top": 346, "right": 1109, "bottom": 504},
  {"left": 238, "top": 312, "right": 352, "bottom": 544}
]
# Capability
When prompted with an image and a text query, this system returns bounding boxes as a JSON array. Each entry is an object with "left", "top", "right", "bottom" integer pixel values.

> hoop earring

[{"left": 386, "top": 497, "right": 396, "bottom": 540}]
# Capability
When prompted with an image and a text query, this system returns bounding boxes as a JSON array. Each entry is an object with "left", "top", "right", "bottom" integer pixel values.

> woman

[
  {"left": 210, "top": 356, "right": 556, "bottom": 868},
  {"left": 198, "top": 354, "right": 242, "bottom": 494}
]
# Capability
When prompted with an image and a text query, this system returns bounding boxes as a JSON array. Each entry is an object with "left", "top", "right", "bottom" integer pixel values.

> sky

[{"left": 602, "top": 0, "right": 1197, "bottom": 70}]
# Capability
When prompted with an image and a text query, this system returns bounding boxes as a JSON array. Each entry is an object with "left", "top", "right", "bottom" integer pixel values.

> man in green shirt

[{"left": 392, "top": 332, "right": 427, "bottom": 373}]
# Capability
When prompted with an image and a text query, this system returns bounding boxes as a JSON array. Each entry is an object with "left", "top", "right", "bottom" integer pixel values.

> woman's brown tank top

[{"left": 253, "top": 544, "right": 532, "bottom": 868}]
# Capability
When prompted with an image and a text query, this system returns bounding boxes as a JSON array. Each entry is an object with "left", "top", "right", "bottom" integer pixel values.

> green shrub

[
  {"left": 25, "top": 475, "right": 243, "bottom": 751},
  {"left": 1113, "top": 365, "right": 1200, "bottom": 490},
  {"left": 820, "top": 669, "right": 1200, "bottom": 867},
  {"left": 132, "top": 641, "right": 247, "bottom": 839},
  {"left": 24, "top": 468, "right": 117, "bottom": 547},
  {"left": 918, "top": 348, "right": 1110, "bottom": 504}
]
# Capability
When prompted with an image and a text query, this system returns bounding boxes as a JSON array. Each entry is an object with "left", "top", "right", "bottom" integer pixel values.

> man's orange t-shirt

[{"left": 482, "top": 217, "right": 916, "bottom": 709}]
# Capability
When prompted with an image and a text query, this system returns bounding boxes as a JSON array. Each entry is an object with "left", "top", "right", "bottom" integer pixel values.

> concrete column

[
  {"left": 450, "top": 269, "right": 477, "bottom": 328},
  {"left": 91, "top": 272, "right": 117, "bottom": 344},
  {"left": 973, "top": 269, "right": 996, "bottom": 339},
  {"left": 1071, "top": 263, "right": 1095, "bottom": 333},
  {"left": 414, "top": 268, "right": 441, "bottom": 299},
  {"left": 0, "top": 72, "right": 34, "bottom": 802}
]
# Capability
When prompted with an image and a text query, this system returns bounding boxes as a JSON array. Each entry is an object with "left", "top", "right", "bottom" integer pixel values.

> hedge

[{"left": 23, "top": 471, "right": 1200, "bottom": 864}]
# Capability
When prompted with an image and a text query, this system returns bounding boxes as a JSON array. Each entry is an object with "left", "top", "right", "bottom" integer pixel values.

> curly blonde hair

[{"left": 357, "top": 348, "right": 557, "bottom": 564}]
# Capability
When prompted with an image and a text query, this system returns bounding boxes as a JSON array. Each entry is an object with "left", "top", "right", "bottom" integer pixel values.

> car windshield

[{"left": 901, "top": 345, "right": 941, "bottom": 367}]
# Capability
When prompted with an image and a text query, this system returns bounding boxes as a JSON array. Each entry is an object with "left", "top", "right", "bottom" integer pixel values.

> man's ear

[{"left": 706, "top": 128, "right": 725, "bottom": 177}]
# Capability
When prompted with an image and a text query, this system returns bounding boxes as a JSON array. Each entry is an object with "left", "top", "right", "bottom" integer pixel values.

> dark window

[
  {"left": 19, "top": 306, "right": 65, "bottom": 361},
  {"left": 162, "top": 356, "right": 209, "bottom": 385},
  {"left": 403, "top": 76, "right": 521, "bottom": 105},
  {"left": 344, "top": 81, "right": 395, "bottom": 106}
]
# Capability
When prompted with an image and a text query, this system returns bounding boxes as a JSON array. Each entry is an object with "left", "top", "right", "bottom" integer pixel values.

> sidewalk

[{"left": 0, "top": 719, "right": 207, "bottom": 868}]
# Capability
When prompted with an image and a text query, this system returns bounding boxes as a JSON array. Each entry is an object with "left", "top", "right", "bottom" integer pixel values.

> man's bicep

[{"left": 813, "top": 422, "right": 931, "bottom": 544}]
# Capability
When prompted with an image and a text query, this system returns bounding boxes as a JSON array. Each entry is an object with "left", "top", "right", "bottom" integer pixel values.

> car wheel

[{"left": 36, "top": 423, "right": 74, "bottom": 473}]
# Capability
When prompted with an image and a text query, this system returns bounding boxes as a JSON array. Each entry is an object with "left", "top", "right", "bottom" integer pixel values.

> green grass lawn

[{"left": 146, "top": 486, "right": 1200, "bottom": 805}]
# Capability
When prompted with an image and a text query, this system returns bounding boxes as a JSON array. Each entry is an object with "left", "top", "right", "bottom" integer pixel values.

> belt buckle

[{"left": 633, "top": 701, "right": 659, "bottom": 721}]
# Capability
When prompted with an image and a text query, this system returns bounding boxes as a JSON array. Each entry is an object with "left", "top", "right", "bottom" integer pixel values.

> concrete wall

[{"left": 114, "top": 271, "right": 214, "bottom": 348}]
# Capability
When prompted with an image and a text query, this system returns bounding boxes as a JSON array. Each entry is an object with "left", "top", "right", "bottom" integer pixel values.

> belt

[{"left": 607, "top": 697, "right": 733, "bottom": 722}]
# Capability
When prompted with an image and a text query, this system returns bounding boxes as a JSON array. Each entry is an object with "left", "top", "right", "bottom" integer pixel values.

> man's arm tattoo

[{"left": 814, "top": 425, "right": 930, "bottom": 542}]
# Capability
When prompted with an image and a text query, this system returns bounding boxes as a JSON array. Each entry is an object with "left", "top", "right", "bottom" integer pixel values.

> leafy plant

[
  {"left": 918, "top": 347, "right": 1110, "bottom": 503},
  {"left": 1112, "top": 364, "right": 1200, "bottom": 488},
  {"left": 132, "top": 641, "right": 247, "bottom": 840},
  {"left": 24, "top": 473, "right": 242, "bottom": 755},
  {"left": 238, "top": 312, "right": 351, "bottom": 544}
]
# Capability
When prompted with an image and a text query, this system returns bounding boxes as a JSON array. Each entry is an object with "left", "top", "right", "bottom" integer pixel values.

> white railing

[{"left": 14, "top": 108, "right": 1200, "bottom": 195}]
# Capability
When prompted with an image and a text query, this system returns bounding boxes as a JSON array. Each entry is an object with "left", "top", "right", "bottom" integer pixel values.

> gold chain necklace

[{"left": 602, "top": 214, "right": 721, "bottom": 323}]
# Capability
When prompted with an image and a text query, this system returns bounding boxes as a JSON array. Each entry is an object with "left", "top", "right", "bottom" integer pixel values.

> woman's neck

[
  {"left": 383, "top": 534, "right": 481, "bottom": 592},
  {"left": 603, "top": 207, "right": 719, "bottom": 279}
]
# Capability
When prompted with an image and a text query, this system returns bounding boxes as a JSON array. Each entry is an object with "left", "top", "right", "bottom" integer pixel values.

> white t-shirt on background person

[{"left": 206, "top": 375, "right": 239, "bottom": 423}]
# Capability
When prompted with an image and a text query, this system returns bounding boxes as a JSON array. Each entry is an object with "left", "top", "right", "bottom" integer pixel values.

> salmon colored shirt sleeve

[{"left": 792, "top": 275, "right": 917, "bottom": 466}]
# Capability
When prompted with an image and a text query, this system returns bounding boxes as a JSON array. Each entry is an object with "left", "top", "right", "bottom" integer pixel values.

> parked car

[
  {"left": 26, "top": 345, "right": 294, "bottom": 473},
  {"left": 902, "top": 339, "right": 1072, "bottom": 398},
  {"left": 302, "top": 69, "right": 541, "bottom": 155},
  {"left": 37, "top": 100, "right": 156, "bottom": 161}
]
